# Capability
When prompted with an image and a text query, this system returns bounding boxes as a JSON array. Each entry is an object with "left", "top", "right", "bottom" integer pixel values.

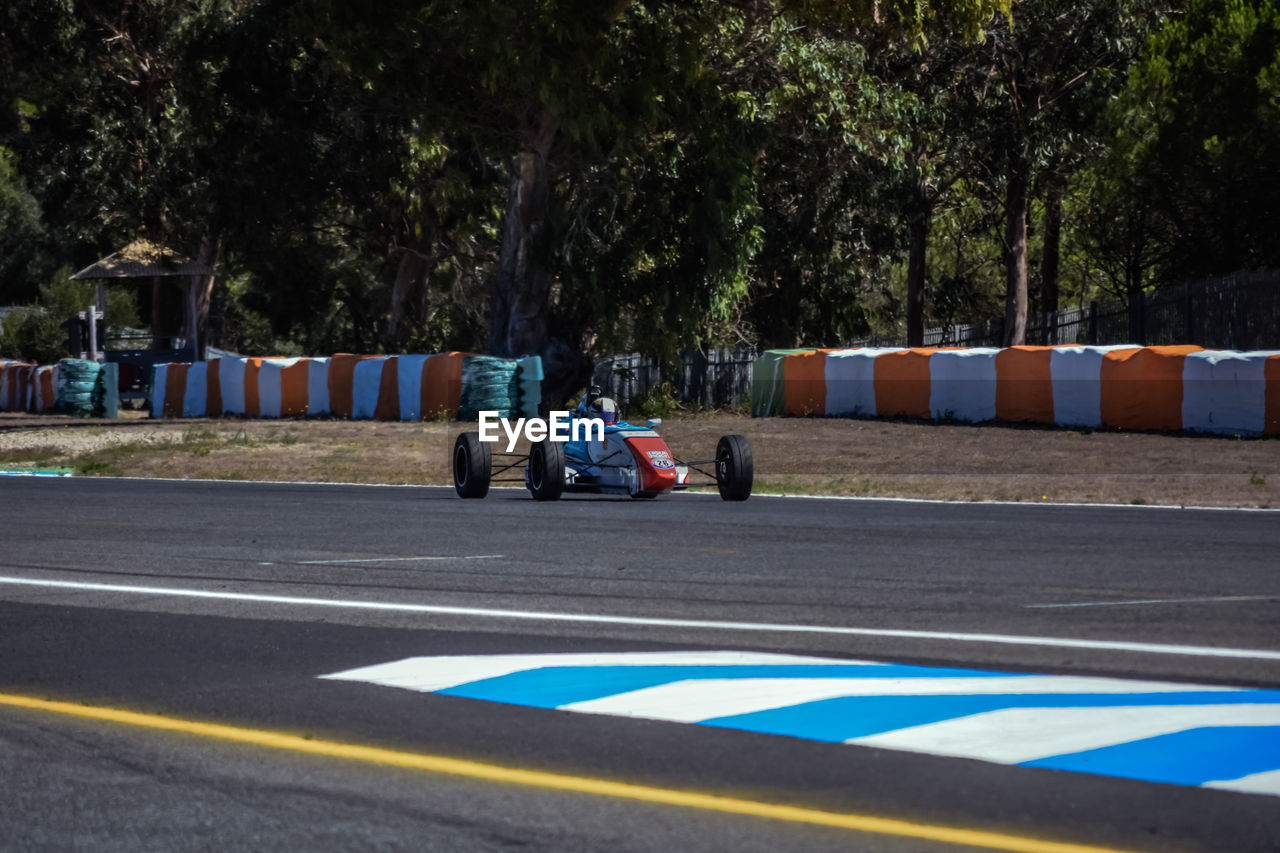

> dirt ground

[{"left": 0, "top": 408, "right": 1275, "bottom": 507}]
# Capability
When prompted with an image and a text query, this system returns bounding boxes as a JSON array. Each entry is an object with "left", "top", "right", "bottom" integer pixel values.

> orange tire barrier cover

[
  {"left": 758, "top": 344, "right": 1279, "bottom": 436},
  {"left": 1099, "top": 345, "right": 1202, "bottom": 431},
  {"left": 149, "top": 353, "right": 489, "bottom": 421},
  {"left": 995, "top": 346, "right": 1055, "bottom": 424},
  {"left": 873, "top": 349, "right": 934, "bottom": 419}
]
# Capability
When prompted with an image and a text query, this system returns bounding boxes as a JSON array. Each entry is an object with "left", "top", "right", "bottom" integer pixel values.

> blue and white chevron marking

[{"left": 320, "top": 650, "right": 1280, "bottom": 797}]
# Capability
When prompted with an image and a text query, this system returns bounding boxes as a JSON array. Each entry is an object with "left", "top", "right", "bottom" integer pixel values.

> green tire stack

[
  {"left": 459, "top": 356, "right": 521, "bottom": 420},
  {"left": 56, "top": 359, "right": 102, "bottom": 417}
]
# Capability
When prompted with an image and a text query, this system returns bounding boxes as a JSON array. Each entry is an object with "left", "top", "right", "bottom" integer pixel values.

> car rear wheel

[
  {"left": 715, "top": 434, "right": 753, "bottom": 501},
  {"left": 527, "top": 440, "right": 565, "bottom": 501},
  {"left": 453, "top": 432, "right": 491, "bottom": 498}
]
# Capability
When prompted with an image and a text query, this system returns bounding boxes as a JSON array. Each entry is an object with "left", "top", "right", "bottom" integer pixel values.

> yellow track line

[{"left": 0, "top": 692, "right": 1136, "bottom": 853}]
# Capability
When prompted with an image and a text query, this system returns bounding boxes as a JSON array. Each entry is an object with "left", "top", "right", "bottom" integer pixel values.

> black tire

[
  {"left": 527, "top": 439, "right": 565, "bottom": 501},
  {"left": 715, "top": 434, "right": 753, "bottom": 501},
  {"left": 453, "top": 432, "right": 491, "bottom": 498}
]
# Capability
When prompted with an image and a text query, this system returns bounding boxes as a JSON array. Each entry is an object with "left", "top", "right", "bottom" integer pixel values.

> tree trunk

[
  {"left": 906, "top": 215, "right": 928, "bottom": 348},
  {"left": 189, "top": 233, "right": 222, "bottom": 360},
  {"left": 1040, "top": 187, "right": 1062, "bottom": 345},
  {"left": 785, "top": 270, "right": 805, "bottom": 347},
  {"left": 387, "top": 245, "right": 431, "bottom": 348},
  {"left": 485, "top": 4, "right": 632, "bottom": 402},
  {"left": 490, "top": 105, "right": 560, "bottom": 359},
  {"left": 1002, "top": 146, "right": 1031, "bottom": 347},
  {"left": 151, "top": 277, "right": 172, "bottom": 350},
  {"left": 1126, "top": 258, "right": 1145, "bottom": 345}
]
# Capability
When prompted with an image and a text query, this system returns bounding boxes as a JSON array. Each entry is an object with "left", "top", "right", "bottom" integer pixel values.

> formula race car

[{"left": 452, "top": 391, "right": 752, "bottom": 501}]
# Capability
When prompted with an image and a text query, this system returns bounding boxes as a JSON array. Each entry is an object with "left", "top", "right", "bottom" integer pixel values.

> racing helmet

[{"left": 588, "top": 397, "right": 620, "bottom": 425}]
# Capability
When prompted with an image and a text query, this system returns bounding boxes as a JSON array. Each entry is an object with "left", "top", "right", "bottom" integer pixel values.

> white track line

[
  {"left": 25, "top": 475, "right": 1280, "bottom": 512},
  {"left": 1028, "top": 595, "right": 1274, "bottom": 609},
  {"left": 753, "top": 492, "right": 1280, "bottom": 512},
  {"left": 3, "top": 575, "right": 1280, "bottom": 662},
  {"left": 293, "top": 555, "right": 504, "bottom": 565}
]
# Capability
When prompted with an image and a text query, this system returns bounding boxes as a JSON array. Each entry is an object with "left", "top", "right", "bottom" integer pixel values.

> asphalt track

[{"left": 1, "top": 475, "right": 1278, "bottom": 852}]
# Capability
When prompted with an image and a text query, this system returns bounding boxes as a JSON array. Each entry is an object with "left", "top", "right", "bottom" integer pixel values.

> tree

[
  {"left": 4, "top": 0, "right": 1021, "bottom": 383},
  {"left": 313, "top": 0, "right": 1010, "bottom": 398},
  {"left": 0, "top": 146, "right": 54, "bottom": 302},
  {"left": 3, "top": 1, "right": 418, "bottom": 357},
  {"left": 874, "top": 31, "right": 990, "bottom": 346},
  {"left": 1107, "top": 0, "right": 1280, "bottom": 278},
  {"left": 963, "top": 0, "right": 1160, "bottom": 345},
  {"left": 1, "top": 1, "right": 244, "bottom": 352}
]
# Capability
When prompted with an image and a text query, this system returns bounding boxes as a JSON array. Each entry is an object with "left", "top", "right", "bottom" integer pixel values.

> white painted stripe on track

[
  {"left": 752, "top": 492, "right": 1280, "bottom": 512},
  {"left": 1204, "top": 768, "right": 1280, "bottom": 795},
  {"left": 559, "top": 676, "right": 1240, "bottom": 722},
  {"left": 323, "top": 651, "right": 876, "bottom": 693},
  {"left": 3, "top": 575, "right": 1280, "bottom": 662},
  {"left": 30, "top": 474, "right": 1280, "bottom": 512},
  {"left": 846, "top": 704, "right": 1280, "bottom": 765},
  {"left": 294, "top": 555, "right": 505, "bottom": 565},
  {"left": 1028, "top": 595, "right": 1273, "bottom": 609}
]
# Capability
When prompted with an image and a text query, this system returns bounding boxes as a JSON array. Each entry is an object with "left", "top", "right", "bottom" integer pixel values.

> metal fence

[
  {"left": 845, "top": 270, "right": 1280, "bottom": 350},
  {"left": 595, "top": 270, "right": 1279, "bottom": 408},
  {"left": 593, "top": 348, "right": 756, "bottom": 409}
]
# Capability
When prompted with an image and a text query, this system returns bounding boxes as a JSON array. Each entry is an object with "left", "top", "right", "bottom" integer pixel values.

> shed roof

[{"left": 72, "top": 239, "right": 213, "bottom": 279}]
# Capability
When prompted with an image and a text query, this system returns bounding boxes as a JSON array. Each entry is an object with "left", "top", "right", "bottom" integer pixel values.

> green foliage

[
  {"left": 0, "top": 147, "right": 55, "bottom": 301},
  {"left": 2, "top": 0, "right": 1271, "bottom": 375},
  {"left": 1, "top": 271, "right": 141, "bottom": 363},
  {"left": 631, "top": 381, "right": 680, "bottom": 419},
  {"left": 206, "top": 273, "right": 304, "bottom": 357},
  {"left": 1, "top": 305, "right": 62, "bottom": 364},
  {"left": 1101, "top": 0, "right": 1280, "bottom": 277}
]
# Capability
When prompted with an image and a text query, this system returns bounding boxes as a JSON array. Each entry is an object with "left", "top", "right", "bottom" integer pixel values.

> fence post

[
  {"left": 1126, "top": 290, "right": 1145, "bottom": 346},
  {"left": 1045, "top": 310, "right": 1058, "bottom": 345},
  {"left": 686, "top": 348, "right": 709, "bottom": 407},
  {"left": 1088, "top": 301, "right": 1098, "bottom": 345},
  {"left": 1184, "top": 280, "right": 1194, "bottom": 345},
  {"left": 1230, "top": 276, "right": 1243, "bottom": 350}
]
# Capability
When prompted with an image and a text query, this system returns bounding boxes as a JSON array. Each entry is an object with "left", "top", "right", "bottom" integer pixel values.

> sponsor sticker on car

[{"left": 647, "top": 449, "right": 675, "bottom": 469}]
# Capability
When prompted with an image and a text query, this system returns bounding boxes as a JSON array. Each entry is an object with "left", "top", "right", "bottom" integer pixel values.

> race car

[{"left": 452, "top": 391, "right": 753, "bottom": 501}]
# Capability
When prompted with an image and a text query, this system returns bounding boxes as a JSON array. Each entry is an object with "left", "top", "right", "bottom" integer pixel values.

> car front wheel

[
  {"left": 527, "top": 440, "right": 565, "bottom": 501},
  {"left": 453, "top": 432, "right": 491, "bottom": 498},
  {"left": 715, "top": 434, "right": 753, "bottom": 501}
]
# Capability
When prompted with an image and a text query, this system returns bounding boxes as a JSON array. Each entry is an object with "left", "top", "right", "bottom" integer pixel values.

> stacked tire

[
  {"left": 56, "top": 359, "right": 102, "bottom": 417},
  {"left": 459, "top": 356, "right": 521, "bottom": 420}
]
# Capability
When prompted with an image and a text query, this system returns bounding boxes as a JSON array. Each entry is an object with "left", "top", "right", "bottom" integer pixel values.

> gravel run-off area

[{"left": 1, "top": 408, "right": 1275, "bottom": 508}]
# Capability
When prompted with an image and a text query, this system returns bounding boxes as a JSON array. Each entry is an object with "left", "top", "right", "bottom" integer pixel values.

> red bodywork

[{"left": 623, "top": 434, "right": 680, "bottom": 493}]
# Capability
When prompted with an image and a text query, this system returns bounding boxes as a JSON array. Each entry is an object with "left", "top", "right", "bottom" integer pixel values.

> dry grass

[{"left": 1, "top": 409, "right": 1274, "bottom": 507}]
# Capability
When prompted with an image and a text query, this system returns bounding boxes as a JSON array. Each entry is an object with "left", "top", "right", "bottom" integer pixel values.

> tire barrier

[
  {"left": 752, "top": 345, "right": 1280, "bottom": 436},
  {"left": 55, "top": 359, "right": 100, "bottom": 416},
  {"left": 459, "top": 356, "right": 521, "bottom": 421},
  {"left": 0, "top": 362, "right": 58, "bottom": 414},
  {"left": 150, "top": 353, "right": 543, "bottom": 421}
]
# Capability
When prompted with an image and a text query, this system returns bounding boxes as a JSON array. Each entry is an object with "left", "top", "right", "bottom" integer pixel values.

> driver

[{"left": 577, "top": 387, "right": 620, "bottom": 425}]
